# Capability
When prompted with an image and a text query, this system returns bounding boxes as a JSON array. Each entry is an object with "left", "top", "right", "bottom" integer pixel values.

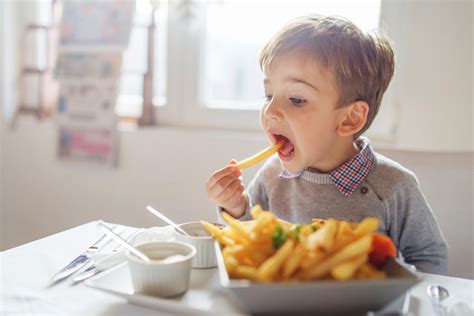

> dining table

[{"left": 1, "top": 221, "right": 473, "bottom": 315}]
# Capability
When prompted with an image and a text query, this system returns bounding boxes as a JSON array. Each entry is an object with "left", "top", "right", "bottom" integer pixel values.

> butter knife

[
  {"left": 50, "top": 224, "right": 124, "bottom": 285},
  {"left": 72, "top": 228, "right": 144, "bottom": 283}
]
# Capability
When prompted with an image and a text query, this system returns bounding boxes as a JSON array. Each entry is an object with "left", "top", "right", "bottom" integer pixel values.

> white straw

[
  {"left": 97, "top": 221, "right": 151, "bottom": 262},
  {"left": 146, "top": 206, "right": 191, "bottom": 236}
]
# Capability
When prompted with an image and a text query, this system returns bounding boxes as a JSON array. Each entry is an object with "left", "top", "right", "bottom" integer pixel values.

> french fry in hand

[{"left": 235, "top": 140, "right": 284, "bottom": 170}]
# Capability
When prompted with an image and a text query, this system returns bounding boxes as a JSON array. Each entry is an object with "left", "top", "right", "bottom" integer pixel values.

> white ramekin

[
  {"left": 174, "top": 222, "right": 222, "bottom": 268},
  {"left": 131, "top": 227, "right": 175, "bottom": 246},
  {"left": 126, "top": 241, "right": 196, "bottom": 297}
]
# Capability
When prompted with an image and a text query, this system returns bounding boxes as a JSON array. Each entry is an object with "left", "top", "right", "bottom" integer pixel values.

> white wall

[
  {"left": 380, "top": 0, "right": 473, "bottom": 151},
  {"left": 2, "top": 119, "right": 473, "bottom": 279}
]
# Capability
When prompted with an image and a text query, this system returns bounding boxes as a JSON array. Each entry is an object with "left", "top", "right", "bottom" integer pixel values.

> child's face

[{"left": 261, "top": 54, "right": 349, "bottom": 173}]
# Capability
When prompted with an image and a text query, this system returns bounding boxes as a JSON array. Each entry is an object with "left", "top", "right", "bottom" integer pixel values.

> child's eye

[
  {"left": 264, "top": 95, "right": 273, "bottom": 102},
  {"left": 289, "top": 97, "right": 306, "bottom": 106}
]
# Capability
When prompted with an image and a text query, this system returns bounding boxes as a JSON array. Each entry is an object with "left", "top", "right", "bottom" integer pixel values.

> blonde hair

[{"left": 259, "top": 15, "right": 395, "bottom": 137}]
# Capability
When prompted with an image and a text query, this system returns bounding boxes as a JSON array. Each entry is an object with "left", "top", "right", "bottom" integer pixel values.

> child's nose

[{"left": 263, "top": 99, "right": 282, "bottom": 121}]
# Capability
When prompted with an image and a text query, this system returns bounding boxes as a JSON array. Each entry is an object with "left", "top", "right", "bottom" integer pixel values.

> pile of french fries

[{"left": 201, "top": 205, "right": 387, "bottom": 283}]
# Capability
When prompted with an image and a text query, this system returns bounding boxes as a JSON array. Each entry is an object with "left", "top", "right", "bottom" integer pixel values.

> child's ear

[{"left": 336, "top": 101, "right": 369, "bottom": 137}]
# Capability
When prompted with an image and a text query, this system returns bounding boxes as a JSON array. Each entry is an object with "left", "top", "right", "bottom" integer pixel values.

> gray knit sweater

[{"left": 238, "top": 153, "right": 448, "bottom": 275}]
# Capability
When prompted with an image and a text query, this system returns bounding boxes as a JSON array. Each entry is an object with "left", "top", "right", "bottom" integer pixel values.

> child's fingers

[
  {"left": 228, "top": 159, "right": 241, "bottom": 176},
  {"left": 219, "top": 178, "right": 244, "bottom": 202},
  {"left": 207, "top": 174, "right": 239, "bottom": 200},
  {"left": 207, "top": 164, "right": 240, "bottom": 189},
  {"left": 225, "top": 191, "right": 245, "bottom": 210}
]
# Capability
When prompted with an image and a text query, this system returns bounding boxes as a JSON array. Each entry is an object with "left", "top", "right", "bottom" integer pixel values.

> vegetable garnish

[
  {"left": 290, "top": 224, "right": 304, "bottom": 240},
  {"left": 369, "top": 233, "right": 397, "bottom": 268},
  {"left": 272, "top": 224, "right": 287, "bottom": 249}
]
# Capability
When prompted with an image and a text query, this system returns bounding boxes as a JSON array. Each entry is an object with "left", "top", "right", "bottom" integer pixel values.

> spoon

[
  {"left": 159, "top": 254, "right": 186, "bottom": 264},
  {"left": 97, "top": 221, "right": 151, "bottom": 263},
  {"left": 146, "top": 205, "right": 191, "bottom": 237},
  {"left": 427, "top": 285, "right": 449, "bottom": 316}
]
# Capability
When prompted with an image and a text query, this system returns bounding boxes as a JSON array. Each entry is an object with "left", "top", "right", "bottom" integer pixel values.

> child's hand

[{"left": 206, "top": 160, "right": 247, "bottom": 218}]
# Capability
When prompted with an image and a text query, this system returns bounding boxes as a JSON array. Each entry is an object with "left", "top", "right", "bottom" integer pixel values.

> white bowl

[
  {"left": 126, "top": 241, "right": 196, "bottom": 297},
  {"left": 131, "top": 227, "right": 175, "bottom": 246},
  {"left": 174, "top": 221, "right": 223, "bottom": 268},
  {"left": 214, "top": 241, "right": 419, "bottom": 314}
]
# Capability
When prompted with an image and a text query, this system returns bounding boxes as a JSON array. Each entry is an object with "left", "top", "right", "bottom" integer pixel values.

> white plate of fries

[{"left": 203, "top": 206, "right": 419, "bottom": 315}]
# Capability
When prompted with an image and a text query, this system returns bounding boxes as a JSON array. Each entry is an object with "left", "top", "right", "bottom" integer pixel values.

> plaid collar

[{"left": 279, "top": 137, "right": 376, "bottom": 197}]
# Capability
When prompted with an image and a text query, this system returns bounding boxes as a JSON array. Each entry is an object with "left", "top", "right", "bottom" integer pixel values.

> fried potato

[
  {"left": 202, "top": 206, "right": 390, "bottom": 283},
  {"left": 331, "top": 254, "right": 368, "bottom": 280},
  {"left": 200, "top": 220, "right": 222, "bottom": 239},
  {"left": 235, "top": 140, "right": 284, "bottom": 170},
  {"left": 231, "top": 265, "right": 260, "bottom": 281},
  {"left": 305, "top": 219, "right": 337, "bottom": 251},
  {"left": 221, "top": 211, "right": 250, "bottom": 240},
  {"left": 258, "top": 239, "right": 295, "bottom": 281},
  {"left": 354, "top": 217, "right": 379, "bottom": 237},
  {"left": 301, "top": 235, "right": 372, "bottom": 280},
  {"left": 282, "top": 244, "right": 305, "bottom": 278},
  {"left": 223, "top": 254, "right": 239, "bottom": 273},
  {"left": 355, "top": 263, "right": 386, "bottom": 280}
]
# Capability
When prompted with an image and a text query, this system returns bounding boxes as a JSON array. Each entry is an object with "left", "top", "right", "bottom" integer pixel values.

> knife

[
  {"left": 72, "top": 228, "right": 144, "bottom": 283},
  {"left": 50, "top": 224, "right": 124, "bottom": 285}
]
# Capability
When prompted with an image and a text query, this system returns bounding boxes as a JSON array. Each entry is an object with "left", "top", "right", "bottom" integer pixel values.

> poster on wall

[
  {"left": 55, "top": 52, "right": 123, "bottom": 79},
  {"left": 59, "top": 0, "right": 134, "bottom": 48},
  {"left": 55, "top": 0, "right": 134, "bottom": 167},
  {"left": 58, "top": 127, "right": 119, "bottom": 166},
  {"left": 56, "top": 79, "right": 118, "bottom": 125}
]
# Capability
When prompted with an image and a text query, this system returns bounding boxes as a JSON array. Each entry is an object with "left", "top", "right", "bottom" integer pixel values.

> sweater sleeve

[
  {"left": 238, "top": 166, "right": 269, "bottom": 221},
  {"left": 385, "top": 173, "right": 448, "bottom": 275}
]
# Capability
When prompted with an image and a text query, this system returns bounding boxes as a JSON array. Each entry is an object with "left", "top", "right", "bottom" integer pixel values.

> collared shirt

[{"left": 279, "top": 137, "right": 376, "bottom": 197}]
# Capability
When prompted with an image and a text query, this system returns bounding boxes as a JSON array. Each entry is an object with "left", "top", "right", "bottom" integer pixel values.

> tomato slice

[{"left": 369, "top": 233, "right": 397, "bottom": 268}]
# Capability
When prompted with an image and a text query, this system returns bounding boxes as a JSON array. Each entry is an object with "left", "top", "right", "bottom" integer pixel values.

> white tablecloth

[{"left": 1, "top": 221, "right": 473, "bottom": 315}]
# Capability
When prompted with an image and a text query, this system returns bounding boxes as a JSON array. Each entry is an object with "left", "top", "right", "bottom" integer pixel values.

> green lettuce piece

[{"left": 272, "top": 224, "right": 287, "bottom": 249}]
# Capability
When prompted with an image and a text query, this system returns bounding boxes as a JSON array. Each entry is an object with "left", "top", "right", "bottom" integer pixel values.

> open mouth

[{"left": 273, "top": 134, "right": 295, "bottom": 160}]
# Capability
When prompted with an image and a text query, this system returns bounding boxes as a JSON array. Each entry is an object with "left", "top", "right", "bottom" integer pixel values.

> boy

[{"left": 206, "top": 15, "right": 448, "bottom": 274}]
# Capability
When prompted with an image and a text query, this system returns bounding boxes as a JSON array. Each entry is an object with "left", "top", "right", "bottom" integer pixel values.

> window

[
  {"left": 11, "top": 1, "right": 389, "bottom": 138},
  {"left": 116, "top": 0, "right": 167, "bottom": 119},
  {"left": 203, "top": 1, "right": 381, "bottom": 110},
  {"left": 156, "top": 0, "right": 387, "bottom": 133}
]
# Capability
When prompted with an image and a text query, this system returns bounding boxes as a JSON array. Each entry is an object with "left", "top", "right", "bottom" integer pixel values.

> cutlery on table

[
  {"left": 146, "top": 205, "right": 190, "bottom": 236},
  {"left": 72, "top": 228, "right": 144, "bottom": 283},
  {"left": 50, "top": 223, "right": 124, "bottom": 285},
  {"left": 427, "top": 285, "right": 449, "bottom": 316},
  {"left": 97, "top": 221, "right": 151, "bottom": 262}
]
